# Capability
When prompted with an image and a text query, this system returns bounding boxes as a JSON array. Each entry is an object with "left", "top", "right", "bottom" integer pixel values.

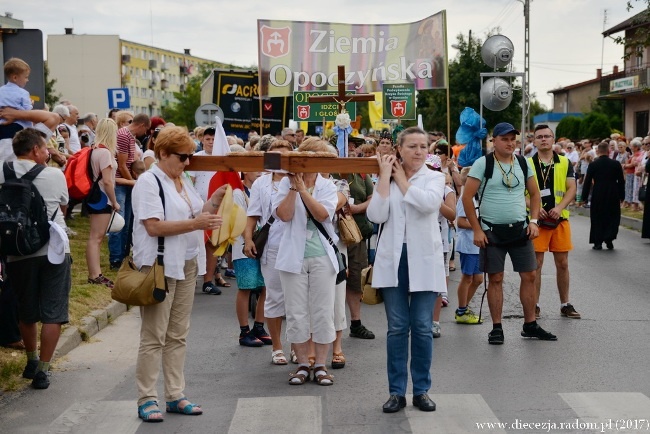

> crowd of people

[{"left": 1, "top": 55, "right": 649, "bottom": 420}]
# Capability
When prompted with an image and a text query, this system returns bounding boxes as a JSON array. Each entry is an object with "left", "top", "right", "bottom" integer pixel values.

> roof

[
  {"left": 548, "top": 75, "right": 609, "bottom": 94},
  {"left": 603, "top": 10, "right": 650, "bottom": 37}
]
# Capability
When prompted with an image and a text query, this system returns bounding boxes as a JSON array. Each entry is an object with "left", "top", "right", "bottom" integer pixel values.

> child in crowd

[
  {"left": 131, "top": 160, "right": 146, "bottom": 179},
  {"left": 0, "top": 58, "right": 33, "bottom": 130},
  {"left": 454, "top": 167, "right": 483, "bottom": 324}
]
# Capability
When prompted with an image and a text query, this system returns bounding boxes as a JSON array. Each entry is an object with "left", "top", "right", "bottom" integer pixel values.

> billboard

[
  {"left": 257, "top": 12, "right": 447, "bottom": 97},
  {"left": 293, "top": 90, "right": 357, "bottom": 122},
  {"left": 211, "top": 70, "right": 292, "bottom": 135}
]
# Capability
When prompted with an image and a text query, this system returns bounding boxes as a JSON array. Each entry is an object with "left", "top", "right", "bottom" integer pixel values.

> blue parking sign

[{"left": 107, "top": 88, "right": 130, "bottom": 109}]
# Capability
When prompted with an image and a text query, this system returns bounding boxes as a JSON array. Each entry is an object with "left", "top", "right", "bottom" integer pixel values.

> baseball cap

[
  {"left": 48, "top": 221, "right": 69, "bottom": 264},
  {"left": 425, "top": 154, "right": 442, "bottom": 170},
  {"left": 492, "top": 122, "right": 519, "bottom": 138}
]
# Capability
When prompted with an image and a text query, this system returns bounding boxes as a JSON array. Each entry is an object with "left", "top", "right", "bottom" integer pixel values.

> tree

[
  {"left": 592, "top": 99, "right": 623, "bottom": 132},
  {"left": 161, "top": 63, "right": 219, "bottom": 128},
  {"left": 417, "top": 32, "right": 524, "bottom": 140},
  {"left": 44, "top": 61, "right": 61, "bottom": 108},
  {"left": 612, "top": 1, "right": 650, "bottom": 58},
  {"left": 579, "top": 112, "right": 611, "bottom": 140},
  {"left": 555, "top": 116, "right": 583, "bottom": 141},
  {"left": 528, "top": 96, "right": 549, "bottom": 120}
]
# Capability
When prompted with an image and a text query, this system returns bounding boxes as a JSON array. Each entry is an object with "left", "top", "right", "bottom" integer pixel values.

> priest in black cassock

[{"left": 582, "top": 141, "right": 626, "bottom": 250}]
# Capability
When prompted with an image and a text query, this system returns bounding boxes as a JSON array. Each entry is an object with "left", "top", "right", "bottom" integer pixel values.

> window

[
  {"left": 635, "top": 111, "right": 649, "bottom": 137},
  {"left": 636, "top": 46, "right": 643, "bottom": 69}
]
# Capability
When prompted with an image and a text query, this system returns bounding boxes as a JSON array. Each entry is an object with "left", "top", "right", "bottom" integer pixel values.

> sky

[{"left": 5, "top": 0, "right": 637, "bottom": 111}]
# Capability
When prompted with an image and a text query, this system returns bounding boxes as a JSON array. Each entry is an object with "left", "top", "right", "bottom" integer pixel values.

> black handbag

[
  {"left": 482, "top": 219, "right": 529, "bottom": 248},
  {"left": 302, "top": 199, "right": 347, "bottom": 284},
  {"left": 251, "top": 216, "right": 275, "bottom": 259},
  {"left": 639, "top": 176, "right": 647, "bottom": 202}
]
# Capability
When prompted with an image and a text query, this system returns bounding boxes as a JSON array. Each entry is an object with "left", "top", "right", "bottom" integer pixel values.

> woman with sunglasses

[{"left": 132, "top": 126, "right": 226, "bottom": 422}]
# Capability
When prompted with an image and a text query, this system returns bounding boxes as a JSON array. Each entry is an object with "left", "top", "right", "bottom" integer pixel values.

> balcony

[
  {"left": 161, "top": 79, "right": 169, "bottom": 90},
  {"left": 180, "top": 66, "right": 189, "bottom": 75},
  {"left": 121, "top": 54, "right": 131, "bottom": 63},
  {"left": 149, "top": 59, "right": 157, "bottom": 69},
  {"left": 161, "top": 62, "right": 168, "bottom": 71}
]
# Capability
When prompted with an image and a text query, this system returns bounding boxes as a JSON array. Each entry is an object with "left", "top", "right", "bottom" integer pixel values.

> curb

[
  {"left": 568, "top": 205, "right": 643, "bottom": 232},
  {"left": 54, "top": 301, "right": 129, "bottom": 359}
]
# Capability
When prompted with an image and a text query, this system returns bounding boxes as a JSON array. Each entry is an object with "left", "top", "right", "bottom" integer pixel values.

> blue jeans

[
  {"left": 382, "top": 244, "right": 437, "bottom": 397},
  {"left": 108, "top": 184, "right": 133, "bottom": 264}
]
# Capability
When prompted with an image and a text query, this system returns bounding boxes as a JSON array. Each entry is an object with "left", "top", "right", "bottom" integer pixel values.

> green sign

[
  {"left": 293, "top": 90, "right": 356, "bottom": 122},
  {"left": 382, "top": 83, "right": 416, "bottom": 120}
]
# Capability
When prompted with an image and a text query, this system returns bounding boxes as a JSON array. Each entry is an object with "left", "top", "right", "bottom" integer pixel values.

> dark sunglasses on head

[{"left": 172, "top": 152, "right": 194, "bottom": 162}]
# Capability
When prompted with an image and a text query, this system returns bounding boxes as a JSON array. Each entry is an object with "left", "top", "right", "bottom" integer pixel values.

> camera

[{"left": 80, "top": 133, "right": 89, "bottom": 143}]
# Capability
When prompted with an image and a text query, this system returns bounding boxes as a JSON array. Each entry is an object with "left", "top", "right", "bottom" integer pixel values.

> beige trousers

[{"left": 136, "top": 258, "right": 198, "bottom": 406}]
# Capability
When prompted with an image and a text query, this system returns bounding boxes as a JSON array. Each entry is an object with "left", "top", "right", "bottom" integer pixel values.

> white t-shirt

[
  {"left": 67, "top": 124, "right": 81, "bottom": 154},
  {"left": 0, "top": 159, "right": 69, "bottom": 260},
  {"left": 186, "top": 150, "right": 214, "bottom": 200},
  {"left": 247, "top": 173, "right": 288, "bottom": 264},
  {"left": 438, "top": 185, "right": 454, "bottom": 253}
]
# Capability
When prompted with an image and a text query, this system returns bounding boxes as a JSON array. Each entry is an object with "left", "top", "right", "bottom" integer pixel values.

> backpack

[
  {"left": 0, "top": 162, "right": 54, "bottom": 256},
  {"left": 64, "top": 147, "right": 102, "bottom": 201}
]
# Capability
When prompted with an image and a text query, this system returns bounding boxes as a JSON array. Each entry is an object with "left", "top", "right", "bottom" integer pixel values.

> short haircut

[
  {"left": 296, "top": 129, "right": 305, "bottom": 134},
  {"left": 268, "top": 139, "right": 293, "bottom": 152},
  {"left": 12, "top": 128, "right": 46, "bottom": 157},
  {"left": 597, "top": 142, "right": 609, "bottom": 154},
  {"left": 4, "top": 57, "right": 30, "bottom": 77},
  {"left": 154, "top": 126, "right": 194, "bottom": 160},
  {"left": 52, "top": 104, "right": 70, "bottom": 119},
  {"left": 132, "top": 113, "right": 151, "bottom": 128},
  {"left": 281, "top": 127, "right": 295, "bottom": 137},
  {"left": 82, "top": 113, "right": 97, "bottom": 123},
  {"left": 434, "top": 143, "right": 450, "bottom": 156},
  {"left": 108, "top": 108, "right": 121, "bottom": 118},
  {"left": 397, "top": 126, "right": 427, "bottom": 147},
  {"left": 534, "top": 124, "right": 553, "bottom": 133},
  {"left": 255, "top": 134, "right": 276, "bottom": 152},
  {"left": 298, "top": 138, "right": 331, "bottom": 153},
  {"left": 358, "top": 143, "right": 376, "bottom": 154}
]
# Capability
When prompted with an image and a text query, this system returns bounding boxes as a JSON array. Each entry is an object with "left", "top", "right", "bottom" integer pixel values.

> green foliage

[
  {"left": 613, "top": 1, "right": 650, "bottom": 58},
  {"left": 44, "top": 62, "right": 61, "bottom": 108},
  {"left": 555, "top": 116, "right": 583, "bottom": 141},
  {"left": 161, "top": 63, "right": 219, "bottom": 128},
  {"left": 592, "top": 99, "right": 624, "bottom": 131},
  {"left": 417, "top": 32, "right": 526, "bottom": 140},
  {"left": 528, "top": 96, "right": 549, "bottom": 119},
  {"left": 579, "top": 112, "right": 611, "bottom": 140}
]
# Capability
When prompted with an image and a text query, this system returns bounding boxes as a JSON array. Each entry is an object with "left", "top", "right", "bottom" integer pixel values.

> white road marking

[{"left": 228, "top": 396, "right": 322, "bottom": 434}]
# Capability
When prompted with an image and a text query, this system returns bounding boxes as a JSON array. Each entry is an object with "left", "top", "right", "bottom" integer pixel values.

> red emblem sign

[
  {"left": 260, "top": 25, "right": 291, "bottom": 58},
  {"left": 390, "top": 100, "right": 407, "bottom": 118},
  {"left": 262, "top": 101, "right": 273, "bottom": 115},
  {"left": 297, "top": 105, "right": 310, "bottom": 120}
]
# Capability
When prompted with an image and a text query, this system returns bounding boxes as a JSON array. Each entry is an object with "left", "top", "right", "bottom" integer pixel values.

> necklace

[
  {"left": 495, "top": 155, "right": 515, "bottom": 192},
  {"left": 177, "top": 178, "right": 195, "bottom": 219}
]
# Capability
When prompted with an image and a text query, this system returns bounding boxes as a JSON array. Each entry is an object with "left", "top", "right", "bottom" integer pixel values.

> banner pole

[{"left": 443, "top": 10, "right": 451, "bottom": 142}]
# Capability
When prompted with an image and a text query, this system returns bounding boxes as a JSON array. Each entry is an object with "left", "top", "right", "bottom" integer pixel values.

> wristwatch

[{"left": 529, "top": 219, "right": 539, "bottom": 225}]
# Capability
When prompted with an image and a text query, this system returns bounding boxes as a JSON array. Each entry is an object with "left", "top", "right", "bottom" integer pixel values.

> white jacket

[
  {"left": 366, "top": 165, "right": 446, "bottom": 292},
  {"left": 272, "top": 175, "right": 339, "bottom": 274}
]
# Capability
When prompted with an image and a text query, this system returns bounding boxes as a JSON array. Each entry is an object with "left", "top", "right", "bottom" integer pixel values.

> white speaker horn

[
  {"left": 481, "top": 35, "right": 514, "bottom": 69},
  {"left": 480, "top": 77, "right": 513, "bottom": 111}
]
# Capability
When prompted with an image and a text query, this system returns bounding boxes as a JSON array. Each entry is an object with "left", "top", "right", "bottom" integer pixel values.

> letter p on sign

[{"left": 107, "top": 88, "right": 131, "bottom": 109}]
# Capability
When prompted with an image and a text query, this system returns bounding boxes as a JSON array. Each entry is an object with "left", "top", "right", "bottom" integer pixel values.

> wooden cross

[{"left": 307, "top": 65, "right": 376, "bottom": 112}]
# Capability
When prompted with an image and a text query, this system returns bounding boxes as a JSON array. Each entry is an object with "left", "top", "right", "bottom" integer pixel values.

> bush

[
  {"left": 579, "top": 112, "right": 611, "bottom": 141},
  {"left": 556, "top": 116, "right": 583, "bottom": 141}
]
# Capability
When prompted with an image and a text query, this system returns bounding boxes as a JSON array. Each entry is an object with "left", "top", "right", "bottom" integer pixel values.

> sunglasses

[
  {"left": 434, "top": 150, "right": 445, "bottom": 155},
  {"left": 172, "top": 152, "right": 194, "bottom": 162}
]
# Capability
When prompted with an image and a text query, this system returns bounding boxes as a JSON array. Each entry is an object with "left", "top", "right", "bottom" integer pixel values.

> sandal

[
  {"left": 166, "top": 397, "right": 203, "bottom": 415},
  {"left": 272, "top": 350, "right": 288, "bottom": 365},
  {"left": 215, "top": 276, "right": 231, "bottom": 287},
  {"left": 88, "top": 274, "right": 114, "bottom": 289},
  {"left": 289, "top": 365, "right": 311, "bottom": 385},
  {"left": 138, "top": 400, "right": 164, "bottom": 423},
  {"left": 290, "top": 349, "right": 298, "bottom": 364},
  {"left": 313, "top": 366, "right": 334, "bottom": 386},
  {"left": 331, "top": 352, "right": 346, "bottom": 369}
]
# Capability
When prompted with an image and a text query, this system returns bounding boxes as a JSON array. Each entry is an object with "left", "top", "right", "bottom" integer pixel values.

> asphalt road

[{"left": 0, "top": 214, "right": 649, "bottom": 434}]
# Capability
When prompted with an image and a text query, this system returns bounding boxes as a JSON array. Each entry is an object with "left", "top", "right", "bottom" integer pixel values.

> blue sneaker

[
  {"left": 239, "top": 331, "right": 264, "bottom": 347},
  {"left": 225, "top": 269, "right": 236, "bottom": 279}
]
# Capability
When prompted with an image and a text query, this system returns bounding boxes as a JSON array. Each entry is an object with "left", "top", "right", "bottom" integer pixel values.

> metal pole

[{"left": 524, "top": 0, "right": 530, "bottom": 132}]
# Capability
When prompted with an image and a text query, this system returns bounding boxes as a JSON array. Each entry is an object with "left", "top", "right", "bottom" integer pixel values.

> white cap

[
  {"left": 106, "top": 210, "right": 125, "bottom": 233},
  {"left": 47, "top": 221, "right": 69, "bottom": 264}
]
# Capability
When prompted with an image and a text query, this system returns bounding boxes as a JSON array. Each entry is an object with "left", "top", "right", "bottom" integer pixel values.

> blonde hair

[
  {"left": 4, "top": 57, "right": 30, "bottom": 77},
  {"left": 115, "top": 111, "right": 134, "bottom": 128},
  {"left": 268, "top": 139, "right": 293, "bottom": 152},
  {"left": 154, "top": 126, "right": 194, "bottom": 159},
  {"left": 298, "top": 138, "right": 331, "bottom": 153},
  {"left": 94, "top": 118, "right": 118, "bottom": 155}
]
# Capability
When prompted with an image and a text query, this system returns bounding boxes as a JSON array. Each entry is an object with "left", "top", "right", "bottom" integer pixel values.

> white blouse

[{"left": 132, "top": 166, "right": 206, "bottom": 280}]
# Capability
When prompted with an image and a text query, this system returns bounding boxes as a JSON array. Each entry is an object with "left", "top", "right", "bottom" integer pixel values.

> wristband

[
  {"left": 289, "top": 187, "right": 298, "bottom": 191},
  {"left": 529, "top": 219, "right": 538, "bottom": 225}
]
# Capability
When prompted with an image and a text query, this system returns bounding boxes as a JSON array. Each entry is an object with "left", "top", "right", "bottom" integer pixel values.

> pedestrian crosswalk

[{"left": 28, "top": 391, "right": 650, "bottom": 433}]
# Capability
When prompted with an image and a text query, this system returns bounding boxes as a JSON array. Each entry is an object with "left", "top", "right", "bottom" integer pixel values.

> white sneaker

[{"left": 432, "top": 321, "right": 441, "bottom": 338}]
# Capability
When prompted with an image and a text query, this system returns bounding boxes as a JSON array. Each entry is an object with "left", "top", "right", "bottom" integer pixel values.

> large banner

[
  {"left": 257, "top": 12, "right": 447, "bottom": 97},
  {"left": 211, "top": 70, "right": 292, "bottom": 135}
]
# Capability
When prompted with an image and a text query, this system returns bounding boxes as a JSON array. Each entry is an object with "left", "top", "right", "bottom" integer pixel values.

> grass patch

[
  {"left": 621, "top": 208, "right": 643, "bottom": 220},
  {"left": 0, "top": 214, "right": 117, "bottom": 392}
]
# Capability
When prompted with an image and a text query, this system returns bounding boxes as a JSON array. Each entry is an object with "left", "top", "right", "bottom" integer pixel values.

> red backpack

[{"left": 64, "top": 147, "right": 102, "bottom": 201}]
